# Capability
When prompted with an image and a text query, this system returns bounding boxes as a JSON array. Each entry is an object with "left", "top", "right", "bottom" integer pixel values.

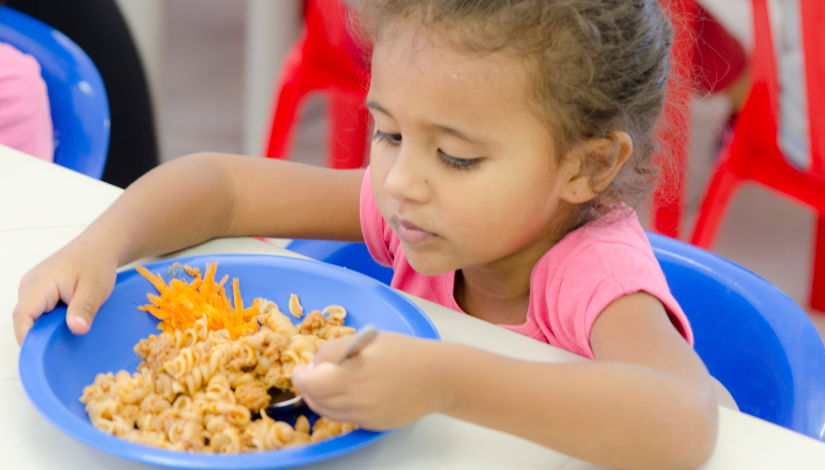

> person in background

[
  {"left": 5, "top": 0, "right": 159, "bottom": 188},
  {"left": 0, "top": 28, "right": 53, "bottom": 162}
]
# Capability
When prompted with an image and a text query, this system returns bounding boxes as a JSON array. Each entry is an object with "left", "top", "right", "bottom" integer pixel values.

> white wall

[
  {"left": 243, "top": 0, "right": 301, "bottom": 156},
  {"left": 113, "top": 0, "right": 301, "bottom": 158}
]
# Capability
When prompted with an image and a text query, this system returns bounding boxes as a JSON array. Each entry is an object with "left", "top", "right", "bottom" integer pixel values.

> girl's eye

[
  {"left": 373, "top": 130, "right": 401, "bottom": 145},
  {"left": 438, "top": 150, "right": 482, "bottom": 170}
]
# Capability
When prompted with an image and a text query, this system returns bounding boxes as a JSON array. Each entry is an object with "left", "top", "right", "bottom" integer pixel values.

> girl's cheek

[
  {"left": 371, "top": 164, "right": 394, "bottom": 217},
  {"left": 370, "top": 152, "right": 386, "bottom": 194}
]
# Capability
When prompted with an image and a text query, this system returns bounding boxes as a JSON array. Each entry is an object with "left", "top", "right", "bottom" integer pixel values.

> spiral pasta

[{"left": 80, "top": 282, "right": 358, "bottom": 453}]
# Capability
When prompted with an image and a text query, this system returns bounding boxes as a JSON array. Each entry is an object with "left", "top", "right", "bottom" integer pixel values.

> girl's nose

[{"left": 383, "top": 145, "right": 429, "bottom": 204}]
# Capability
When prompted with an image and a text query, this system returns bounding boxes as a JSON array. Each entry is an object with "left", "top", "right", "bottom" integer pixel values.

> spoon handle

[{"left": 335, "top": 325, "right": 378, "bottom": 364}]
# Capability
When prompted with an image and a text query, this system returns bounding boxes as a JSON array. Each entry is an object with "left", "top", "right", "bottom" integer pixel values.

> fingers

[
  {"left": 12, "top": 272, "right": 107, "bottom": 344},
  {"left": 292, "top": 362, "right": 347, "bottom": 398},
  {"left": 294, "top": 364, "right": 364, "bottom": 425},
  {"left": 64, "top": 276, "right": 111, "bottom": 335},
  {"left": 12, "top": 308, "right": 34, "bottom": 347},
  {"left": 13, "top": 278, "right": 61, "bottom": 345},
  {"left": 300, "top": 390, "right": 353, "bottom": 424},
  {"left": 311, "top": 335, "right": 355, "bottom": 364}
]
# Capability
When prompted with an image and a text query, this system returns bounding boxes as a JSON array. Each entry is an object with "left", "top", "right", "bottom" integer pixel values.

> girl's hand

[
  {"left": 13, "top": 238, "right": 118, "bottom": 345},
  {"left": 291, "top": 332, "right": 449, "bottom": 430}
]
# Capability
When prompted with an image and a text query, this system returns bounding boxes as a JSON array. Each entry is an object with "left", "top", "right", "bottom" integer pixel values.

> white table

[{"left": 2, "top": 146, "right": 825, "bottom": 469}]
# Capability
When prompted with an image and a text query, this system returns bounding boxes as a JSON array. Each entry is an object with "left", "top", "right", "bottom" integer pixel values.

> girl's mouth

[{"left": 393, "top": 217, "right": 438, "bottom": 245}]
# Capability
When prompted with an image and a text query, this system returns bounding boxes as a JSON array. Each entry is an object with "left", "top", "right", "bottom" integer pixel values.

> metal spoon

[{"left": 265, "top": 325, "right": 379, "bottom": 413}]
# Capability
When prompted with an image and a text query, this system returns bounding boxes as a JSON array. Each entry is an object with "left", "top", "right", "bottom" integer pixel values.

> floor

[{"left": 157, "top": 0, "right": 825, "bottom": 338}]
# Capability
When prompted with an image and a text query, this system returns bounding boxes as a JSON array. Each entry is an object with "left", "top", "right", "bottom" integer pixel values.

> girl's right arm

[{"left": 12, "top": 153, "right": 365, "bottom": 344}]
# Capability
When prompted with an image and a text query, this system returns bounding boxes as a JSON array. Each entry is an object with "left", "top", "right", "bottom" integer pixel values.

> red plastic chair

[
  {"left": 651, "top": 0, "right": 697, "bottom": 239},
  {"left": 264, "top": 0, "right": 370, "bottom": 169},
  {"left": 691, "top": 0, "right": 825, "bottom": 312},
  {"left": 653, "top": 1, "right": 750, "bottom": 239}
]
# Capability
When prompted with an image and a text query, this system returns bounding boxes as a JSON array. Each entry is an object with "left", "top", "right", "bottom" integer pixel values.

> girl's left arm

[{"left": 292, "top": 291, "right": 718, "bottom": 470}]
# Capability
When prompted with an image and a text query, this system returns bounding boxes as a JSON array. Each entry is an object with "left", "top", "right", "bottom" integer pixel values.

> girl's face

[{"left": 367, "top": 26, "right": 578, "bottom": 276}]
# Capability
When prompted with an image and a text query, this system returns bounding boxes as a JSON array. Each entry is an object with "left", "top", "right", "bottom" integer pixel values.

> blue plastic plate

[{"left": 19, "top": 254, "right": 439, "bottom": 469}]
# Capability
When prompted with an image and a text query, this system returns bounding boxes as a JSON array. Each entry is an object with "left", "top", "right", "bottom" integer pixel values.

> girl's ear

[{"left": 560, "top": 131, "right": 633, "bottom": 204}]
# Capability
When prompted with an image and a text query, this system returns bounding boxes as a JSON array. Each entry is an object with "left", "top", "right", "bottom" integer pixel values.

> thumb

[{"left": 64, "top": 277, "right": 110, "bottom": 335}]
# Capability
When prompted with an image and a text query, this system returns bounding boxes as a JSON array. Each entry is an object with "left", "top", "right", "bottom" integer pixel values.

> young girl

[{"left": 13, "top": 0, "right": 719, "bottom": 468}]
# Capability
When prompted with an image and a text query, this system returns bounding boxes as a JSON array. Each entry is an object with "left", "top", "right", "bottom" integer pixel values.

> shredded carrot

[{"left": 136, "top": 262, "right": 260, "bottom": 339}]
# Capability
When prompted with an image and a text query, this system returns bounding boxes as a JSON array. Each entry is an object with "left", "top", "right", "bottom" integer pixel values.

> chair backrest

[
  {"left": 303, "top": 0, "right": 368, "bottom": 80},
  {"left": 288, "top": 235, "right": 825, "bottom": 440},
  {"left": 287, "top": 239, "right": 393, "bottom": 285},
  {"left": 650, "top": 232, "right": 825, "bottom": 439},
  {"left": 0, "top": 7, "right": 109, "bottom": 179}
]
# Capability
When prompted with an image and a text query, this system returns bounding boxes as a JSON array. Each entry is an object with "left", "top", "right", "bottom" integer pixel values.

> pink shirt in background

[
  {"left": 0, "top": 42, "right": 53, "bottom": 162},
  {"left": 360, "top": 168, "right": 693, "bottom": 359}
]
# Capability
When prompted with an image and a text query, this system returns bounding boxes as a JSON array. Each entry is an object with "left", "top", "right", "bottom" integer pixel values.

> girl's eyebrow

[
  {"left": 366, "top": 100, "right": 491, "bottom": 145},
  {"left": 365, "top": 100, "right": 390, "bottom": 115},
  {"left": 429, "top": 123, "right": 490, "bottom": 146}
]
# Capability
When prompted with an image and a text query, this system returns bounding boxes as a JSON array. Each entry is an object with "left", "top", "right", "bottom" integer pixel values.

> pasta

[{"left": 80, "top": 263, "right": 358, "bottom": 453}]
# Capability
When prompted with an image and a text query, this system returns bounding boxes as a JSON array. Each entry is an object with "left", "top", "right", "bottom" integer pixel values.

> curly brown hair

[{"left": 352, "top": 0, "right": 674, "bottom": 229}]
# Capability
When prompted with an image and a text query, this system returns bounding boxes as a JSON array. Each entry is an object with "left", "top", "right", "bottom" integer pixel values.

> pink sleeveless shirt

[{"left": 360, "top": 168, "right": 692, "bottom": 359}]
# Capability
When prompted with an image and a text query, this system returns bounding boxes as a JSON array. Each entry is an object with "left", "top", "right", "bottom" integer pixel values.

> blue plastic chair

[
  {"left": 287, "top": 235, "right": 825, "bottom": 441},
  {"left": 0, "top": 7, "right": 109, "bottom": 179},
  {"left": 287, "top": 239, "right": 395, "bottom": 285}
]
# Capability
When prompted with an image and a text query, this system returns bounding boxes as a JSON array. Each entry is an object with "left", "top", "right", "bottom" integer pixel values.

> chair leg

[
  {"left": 264, "top": 48, "right": 306, "bottom": 160},
  {"left": 328, "top": 93, "right": 368, "bottom": 169},
  {"left": 652, "top": 187, "right": 684, "bottom": 240},
  {"left": 690, "top": 155, "right": 742, "bottom": 249},
  {"left": 650, "top": 91, "right": 690, "bottom": 239},
  {"left": 651, "top": 0, "right": 696, "bottom": 239},
  {"left": 811, "top": 215, "right": 825, "bottom": 312}
]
